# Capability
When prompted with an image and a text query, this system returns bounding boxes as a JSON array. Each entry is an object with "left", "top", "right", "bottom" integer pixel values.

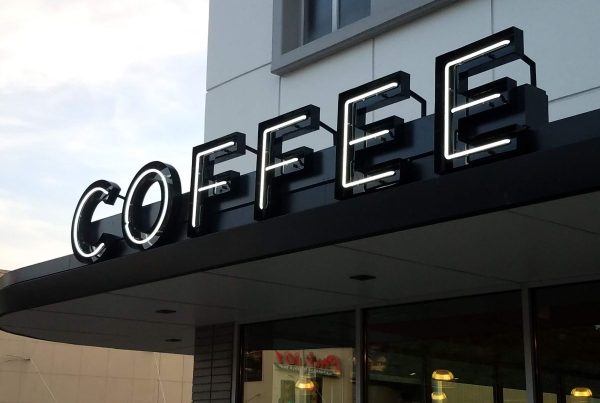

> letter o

[{"left": 122, "top": 161, "right": 181, "bottom": 250}]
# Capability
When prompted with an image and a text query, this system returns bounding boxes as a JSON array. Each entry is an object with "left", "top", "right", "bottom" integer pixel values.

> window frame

[
  {"left": 272, "top": 0, "right": 458, "bottom": 75},
  {"left": 302, "top": 0, "right": 371, "bottom": 45}
]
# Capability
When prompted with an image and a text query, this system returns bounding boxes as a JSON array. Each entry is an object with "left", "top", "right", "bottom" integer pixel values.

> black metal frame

[
  {"left": 335, "top": 70, "right": 428, "bottom": 199},
  {"left": 188, "top": 132, "right": 247, "bottom": 237},
  {"left": 71, "top": 179, "right": 122, "bottom": 264},
  {"left": 434, "top": 27, "right": 548, "bottom": 174},
  {"left": 121, "top": 161, "right": 181, "bottom": 250},
  {"left": 254, "top": 104, "right": 321, "bottom": 220},
  {"left": 3, "top": 108, "right": 600, "bottom": 317}
]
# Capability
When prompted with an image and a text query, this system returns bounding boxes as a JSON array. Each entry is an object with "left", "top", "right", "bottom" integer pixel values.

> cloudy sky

[{"left": 0, "top": 0, "right": 209, "bottom": 270}]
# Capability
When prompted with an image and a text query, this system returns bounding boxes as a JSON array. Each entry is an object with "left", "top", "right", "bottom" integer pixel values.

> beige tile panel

[
  {"left": 18, "top": 372, "right": 53, "bottom": 403},
  {"left": 182, "top": 355, "right": 193, "bottom": 380},
  {"left": 52, "top": 343, "right": 82, "bottom": 375},
  {"left": 104, "top": 378, "right": 134, "bottom": 403},
  {"left": 161, "top": 380, "right": 183, "bottom": 403},
  {"left": 0, "top": 347, "right": 30, "bottom": 373},
  {"left": 0, "top": 370, "right": 21, "bottom": 402},
  {"left": 134, "top": 351, "right": 158, "bottom": 380},
  {"left": 159, "top": 353, "right": 184, "bottom": 381},
  {"left": 107, "top": 349, "right": 135, "bottom": 378},
  {"left": 182, "top": 381, "right": 193, "bottom": 403},
  {"left": 28, "top": 342, "right": 54, "bottom": 374},
  {"left": 77, "top": 376, "right": 107, "bottom": 403},
  {"left": 80, "top": 346, "right": 109, "bottom": 377},
  {"left": 48, "top": 374, "right": 79, "bottom": 403},
  {"left": 0, "top": 330, "right": 22, "bottom": 341},
  {"left": 0, "top": 331, "right": 193, "bottom": 403},
  {"left": 132, "top": 379, "right": 158, "bottom": 403}
]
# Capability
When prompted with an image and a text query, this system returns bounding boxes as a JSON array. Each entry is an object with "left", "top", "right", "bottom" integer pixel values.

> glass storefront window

[
  {"left": 535, "top": 281, "right": 600, "bottom": 403},
  {"left": 366, "top": 292, "right": 526, "bottom": 403},
  {"left": 241, "top": 312, "right": 356, "bottom": 403},
  {"left": 338, "top": 0, "right": 370, "bottom": 28}
]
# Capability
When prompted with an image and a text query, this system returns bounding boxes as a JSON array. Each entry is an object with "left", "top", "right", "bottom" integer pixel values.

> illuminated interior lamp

[
  {"left": 571, "top": 388, "right": 593, "bottom": 397},
  {"left": 432, "top": 369, "right": 455, "bottom": 381},
  {"left": 431, "top": 392, "right": 447, "bottom": 401},
  {"left": 295, "top": 377, "right": 315, "bottom": 391}
]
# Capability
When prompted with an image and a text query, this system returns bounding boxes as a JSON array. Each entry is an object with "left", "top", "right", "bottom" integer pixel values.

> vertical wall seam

[
  {"left": 278, "top": 76, "right": 282, "bottom": 115},
  {"left": 490, "top": 0, "right": 494, "bottom": 34},
  {"left": 371, "top": 38, "right": 375, "bottom": 80}
]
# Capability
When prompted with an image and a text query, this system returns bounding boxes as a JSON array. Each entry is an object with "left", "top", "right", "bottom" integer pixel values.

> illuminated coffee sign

[{"left": 72, "top": 27, "right": 548, "bottom": 264}]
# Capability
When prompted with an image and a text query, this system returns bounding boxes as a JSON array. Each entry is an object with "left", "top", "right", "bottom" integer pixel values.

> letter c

[{"left": 71, "top": 180, "right": 121, "bottom": 263}]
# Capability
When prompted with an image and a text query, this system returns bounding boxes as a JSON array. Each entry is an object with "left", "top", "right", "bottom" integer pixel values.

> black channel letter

[
  {"left": 336, "top": 71, "right": 411, "bottom": 199},
  {"left": 188, "top": 132, "right": 246, "bottom": 237},
  {"left": 71, "top": 180, "right": 121, "bottom": 263},
  {"left": 434, "top": 26, "right": 547, "bottom": 173},
  {"left": 255, "top": 105, "right": 320, "bottom": 220},
  {"left": 122, "top": 161, "right": 181, "bottom": 250}
]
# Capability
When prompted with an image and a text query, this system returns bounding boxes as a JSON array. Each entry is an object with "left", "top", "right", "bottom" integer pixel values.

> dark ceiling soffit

[{"left": 1, "top": 109, "right": 600, "bottom": 318}]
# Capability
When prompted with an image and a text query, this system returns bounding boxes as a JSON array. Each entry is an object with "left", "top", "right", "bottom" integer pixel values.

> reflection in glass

[
  {"left": 535, "top": 281, "right": 600, "bottom": 403},
  {"left": 304, "top": 0, "right": 332, "bottom": 44},
  {"left": 338, "top": 0, "right": 370, "bottom": 28},
  {"left": 242, "top": 312, "right": 355, "bottom": 403},
  {"left": 366, "top": 292, "right": 526, "bottom": 403}
]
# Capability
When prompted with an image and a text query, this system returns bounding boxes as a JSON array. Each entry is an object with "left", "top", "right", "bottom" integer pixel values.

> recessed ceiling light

[
  {"left": 155, "top": 309, "right": 176, "bottom": 314},
  {"left": 349, "top": 274, "right": 376, "bottom": 281}
]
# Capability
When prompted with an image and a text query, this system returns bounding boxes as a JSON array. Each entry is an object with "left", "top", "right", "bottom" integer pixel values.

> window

[
  {"left": 304, "top": 0, "right": 371, "bottom": 44},
  {"left": 534, "top": 281, "right": 600, "bottom": 403},
  {"left": 366, "top": 292, "right": 526, "bottom": 403},
  {"left": 241, "top": 312, "right": 356, "bottom": 403},
  {"left": 272, "top": 0, "right": 455, "bottom": 74}
]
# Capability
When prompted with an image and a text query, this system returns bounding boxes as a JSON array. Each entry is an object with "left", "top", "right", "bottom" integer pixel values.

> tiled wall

[{"left": 0, "top": 330, "right": 193, "bottom": 403}]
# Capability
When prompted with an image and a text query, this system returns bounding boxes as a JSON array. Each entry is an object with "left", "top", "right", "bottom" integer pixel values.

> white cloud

[
  {"left": 0, "top": 0, "right": 209, "bottom": 89},
  {"left": 0, "top": 0, "right": 210, "bottom": 270},
  {"left": 0, "top": 190, "right": 71, "bottom": 271}
]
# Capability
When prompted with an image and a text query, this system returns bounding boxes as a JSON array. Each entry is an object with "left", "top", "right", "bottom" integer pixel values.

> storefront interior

[{"left": 2, "top": 189, "right": 600, "bottom": 403}]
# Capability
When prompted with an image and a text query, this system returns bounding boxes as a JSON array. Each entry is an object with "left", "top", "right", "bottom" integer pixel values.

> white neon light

[
  {"left": 191, "top": 140, "right": 236, "bottom": 228},
  {"left": 265, "top": 158, "right": 299, "bottom": 171},
  {"left": 450, "top": 93, "right": 501, "bottom": 113},
  {"left": 259, "top": 115, "right": 308, "bottom": 210},
  {"left": 198, "top": 181, "right": 228, "bottom": 192},
  {"left": 123, "top": 168, "right": 170, "bottom": 245},
  {"left": 348, "top": 130, "right": 390, "bottom": 146},
  {"left": 72, "top": 187, "right": 109, "bottom": 259},
  {"left": 345, "top": 171, "right": 396, "bottom": 187},
  {"left": 197, "top": 141, "right": 235, "bottom": 157},
  {"left": 342, "top": 82, "right": 399, "bottom": 189},
  {"left": 444, "top": 40, "right": 511, "bottom": 160}
]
